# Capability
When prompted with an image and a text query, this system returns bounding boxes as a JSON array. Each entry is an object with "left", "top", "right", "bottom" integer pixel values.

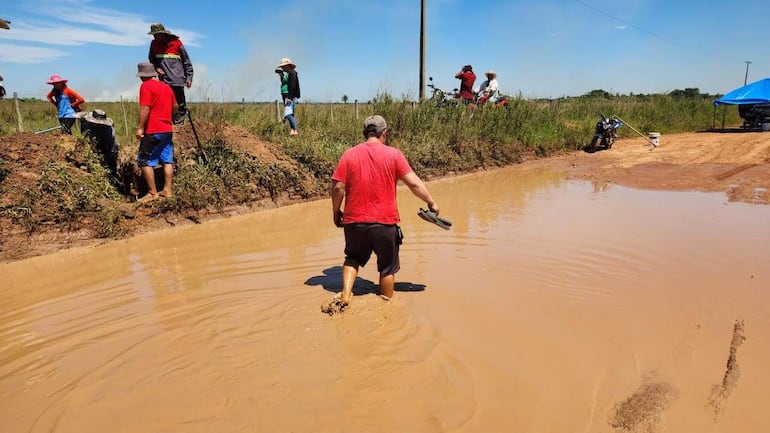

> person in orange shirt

[{"left": 45, "top": 74, "right": 85, "bottom": 134}]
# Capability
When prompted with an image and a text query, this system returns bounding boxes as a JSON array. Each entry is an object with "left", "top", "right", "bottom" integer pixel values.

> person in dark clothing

[
  {"left": 276, "top": 57, "right": 300, "bottom": 135},
  {"left": 82, "top": 109, "right": 119, "bottom": 179},
  {"left": 148, "top": 23, "right": 193, "bottom": 125}
]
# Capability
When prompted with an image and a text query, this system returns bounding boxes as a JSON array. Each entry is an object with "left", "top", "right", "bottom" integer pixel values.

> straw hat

[
  {"left": 84, "top": 109, "right": 114, "bottom": 127},
  {"left": 136, "top": 62, "right": 157, "bottom": 78},
  {"left": 277, "top": 58, "right": 296, "bottom": 68},
  {"left": 46, "top": 74, "right": 68, "bottom": 84},
  {"left": 485, "top": 70, "right": 497, "bottom": 78},
  {"left": 148, "top": 23, "right": 176, "bottom": 36}
]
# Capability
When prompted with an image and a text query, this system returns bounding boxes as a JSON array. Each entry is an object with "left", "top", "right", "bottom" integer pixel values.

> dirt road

[{"left": 540, "top": 130, "right": 770, "bottom": 204}]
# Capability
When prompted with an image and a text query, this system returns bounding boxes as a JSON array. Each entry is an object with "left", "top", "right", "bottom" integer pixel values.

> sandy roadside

[{"left": 538, "top": 130, "right": 770, "bottom": 204}]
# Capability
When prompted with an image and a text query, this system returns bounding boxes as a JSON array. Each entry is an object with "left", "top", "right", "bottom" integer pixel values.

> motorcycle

[
  {"left": 586, "top": 113, "right": 622, "bottom": 152},
  {"left": 427, "top": 77, "right": 459, "bottom": 107},
  {"left": 470, "top": 91, "right": 509, "bottom": 110}
]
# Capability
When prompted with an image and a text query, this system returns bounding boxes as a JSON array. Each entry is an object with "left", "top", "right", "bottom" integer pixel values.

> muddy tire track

[{"left": 708, "top": 320, "right": 746, "bottom": 421}]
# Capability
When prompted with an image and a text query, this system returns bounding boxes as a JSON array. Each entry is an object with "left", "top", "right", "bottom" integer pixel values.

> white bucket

[
  {"left": 761, "top": 122, "right": 770, "bottom": 131},
  {"left": 648, "top": 132, "right": 660, "bottom": 146}
]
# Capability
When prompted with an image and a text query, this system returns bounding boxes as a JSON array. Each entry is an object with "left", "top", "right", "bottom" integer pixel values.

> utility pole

[
  {"left": 744, "top": 60, "right": 752, "bottom": 86},
  {"left": 419, "top": 0, "right": 426, "bottom": 102}
]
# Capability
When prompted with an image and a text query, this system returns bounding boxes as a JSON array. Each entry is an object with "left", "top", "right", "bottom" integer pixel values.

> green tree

[{"left": 342, "top": 95, "right": 349, "bottom": 104}]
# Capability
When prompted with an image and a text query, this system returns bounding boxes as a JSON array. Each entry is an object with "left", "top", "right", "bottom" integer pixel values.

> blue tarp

[{"left": 713, "top": 78, "right": 770, "bottom": 107}]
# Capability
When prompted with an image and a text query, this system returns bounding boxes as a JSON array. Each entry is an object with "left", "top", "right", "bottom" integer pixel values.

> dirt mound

[{"left": 0, "top": 124, "right": 322, "bottom": 263}]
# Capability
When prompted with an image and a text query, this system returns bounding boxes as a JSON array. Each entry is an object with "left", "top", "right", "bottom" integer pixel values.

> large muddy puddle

[{"left": 1, "top": 165, "right": 768, "bottom": 432}]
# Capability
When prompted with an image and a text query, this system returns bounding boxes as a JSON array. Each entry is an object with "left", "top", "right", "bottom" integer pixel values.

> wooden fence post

[
  {"left": 13, "top": 92, "right": 23, "bottom": 132},
  {"left": 275, "top": 100, "right": 281, "bottom": 121},
  {"left": 242, "top": 97, "right": 246, "bottom": 124},
  {"left": 120, "top": 96, "right": 129, "bottom": 136},
  {"left": 330, "top": 102, "right": 334, "bottom": 123},
  {"left": 354, "top": 100, "right": 359, "bottom": 119}
]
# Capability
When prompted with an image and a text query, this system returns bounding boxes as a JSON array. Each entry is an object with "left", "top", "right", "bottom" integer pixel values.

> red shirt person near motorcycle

[{"left": 454, "top": 65, "right": 476, "bottom": 102}]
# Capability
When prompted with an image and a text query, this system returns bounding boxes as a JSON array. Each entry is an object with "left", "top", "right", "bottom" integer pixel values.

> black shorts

[{"left": 343, "top": 223, "right": 402, "bottom": 276}]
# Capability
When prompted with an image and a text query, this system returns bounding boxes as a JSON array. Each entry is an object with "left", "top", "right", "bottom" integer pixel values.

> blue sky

[{"left": 1, "top": 0, "right": 769, "bottom": 102}]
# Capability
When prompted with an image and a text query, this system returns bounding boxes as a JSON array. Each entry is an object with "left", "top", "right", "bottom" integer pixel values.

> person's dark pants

[
  {"left": 171, "top": 86, "right": 186, "bottom": 114},
  {"left": 59, "top": 117, "right": 76, "bottom": 134}
]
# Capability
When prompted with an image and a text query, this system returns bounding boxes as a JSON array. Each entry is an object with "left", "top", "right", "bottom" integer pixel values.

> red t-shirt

[
  {"left": 332, "top": 141, "right": 413, "bottom": 225},
  {"left": 139, "top": 79, "right": 175, "bottom": 133},
  {"left": 455, "top": 71, "right": 477, "bottom": 100}
]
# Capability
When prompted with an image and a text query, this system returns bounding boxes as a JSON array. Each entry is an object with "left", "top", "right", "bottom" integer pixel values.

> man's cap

[
  {"left": 136, "top": 62, "right": 157, "bottom": 78},
  {"left": 363, "top": 115, "right": 387, "bottom": 135}
]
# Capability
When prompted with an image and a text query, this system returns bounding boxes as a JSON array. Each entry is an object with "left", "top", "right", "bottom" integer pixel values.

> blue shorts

[{"left": 137, "top": 132, "right": 173, "bottom": 167}]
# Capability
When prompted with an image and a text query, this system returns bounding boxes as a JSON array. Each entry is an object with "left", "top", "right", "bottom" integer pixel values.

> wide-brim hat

[
  {"left": 84, "top": 109, "right": 113, "bottom": 127},
  {"left": 136, "top": 62, "right": 157, "bottom": 78},
  {"left": 148, "top": 23, "right": 176, "bottom": 37},
  {"left": 485, "top": 70, "right": 497, "bottom": 78},
  {"left": 277, "top": 57, "right": 296, "bottom": 68},
  {"left": 46, "top": 74, "right": 68, "bottom": 84}
]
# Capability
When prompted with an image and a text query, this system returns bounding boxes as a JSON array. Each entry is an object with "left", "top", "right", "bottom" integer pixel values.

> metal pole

[
  {"left": 419, "top": 0, "right": 426, "bottom": 102},
  {"left": 614, "top": 116, "right": 658, "bottom": 147},
  {"left": 744, "top": 60, "right": 752, "bottom": 86}
]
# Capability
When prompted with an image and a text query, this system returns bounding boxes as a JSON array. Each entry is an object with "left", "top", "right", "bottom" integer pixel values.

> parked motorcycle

[
  {"left": 470, "top": 92, "right": 509, "bottom": 110},
  {"left": 586, "top": 113, "right": 623, "bottom": 152},
  {"left": 427, "top": 77, "right": 459, "bottom": 107}
]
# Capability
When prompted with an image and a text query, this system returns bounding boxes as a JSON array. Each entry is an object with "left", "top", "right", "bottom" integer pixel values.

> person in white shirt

[{"left": 476, "top": 70, "right": 500, "bottom": 105}]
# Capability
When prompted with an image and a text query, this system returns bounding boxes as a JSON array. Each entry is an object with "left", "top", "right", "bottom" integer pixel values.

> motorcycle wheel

[{"left": 587, "top": 136, "right": 600, "bottom": 153}]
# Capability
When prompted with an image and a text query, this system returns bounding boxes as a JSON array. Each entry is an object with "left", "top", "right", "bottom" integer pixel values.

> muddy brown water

[{"left": 1, "top": 165, "right": 768, "bottom": 432}]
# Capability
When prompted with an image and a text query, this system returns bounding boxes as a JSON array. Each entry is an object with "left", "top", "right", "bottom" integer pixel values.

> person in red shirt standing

[
  {"left": 324, "top": 115, "right": 440, "bottom": 314},
  {"left": 135, "top": 62, "right": 178, "bottom": 202},
  {"left": 454, "top": 64, "right": 476, "bottom": 102}
]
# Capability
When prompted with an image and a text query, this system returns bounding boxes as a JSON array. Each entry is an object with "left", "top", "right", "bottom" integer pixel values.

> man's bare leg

[
  {"left": 139, "top": 165, "right": 158, "bottom": 200},
  {"left": 340, "top": 259, "right": 359, "bottom": 304},
  {"left": 159, "top": 163, "right": 174, "bottom": 197},
  {"left": 379, "top": 273, "right": 394, "bottom": 300}
]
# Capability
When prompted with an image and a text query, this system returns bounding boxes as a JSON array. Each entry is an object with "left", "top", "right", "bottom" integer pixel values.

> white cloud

[
  {"left": 0, "top": 43, "right": 68, "bottom": 63},
  {"left": 0, "top": 1, "right": 201, "bottom": 63}
]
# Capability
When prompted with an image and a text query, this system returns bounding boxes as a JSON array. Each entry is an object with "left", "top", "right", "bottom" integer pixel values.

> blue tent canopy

[{"left": 713, "top": 78, "right": 770, "bottom": 107}]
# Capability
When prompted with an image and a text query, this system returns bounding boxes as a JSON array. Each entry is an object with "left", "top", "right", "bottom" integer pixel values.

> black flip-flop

[{"left": 418, "top": 208, "right": 452, "bottom": 230}]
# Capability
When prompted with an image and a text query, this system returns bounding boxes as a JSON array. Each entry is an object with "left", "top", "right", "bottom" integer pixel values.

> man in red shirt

[
  {"left": 326, "top": 115, "right": 439, "bottom": 314},
  {"left": 454, "top": 64, "right": 477, "bottom": 102},
  {"left": 135, "top": 62, "right": 178, "bottom": 202}
]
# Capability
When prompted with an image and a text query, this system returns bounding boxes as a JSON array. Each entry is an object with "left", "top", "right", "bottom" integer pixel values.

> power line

[{"left": 571, "top": 0, "right": 691, "bottom": 50}]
